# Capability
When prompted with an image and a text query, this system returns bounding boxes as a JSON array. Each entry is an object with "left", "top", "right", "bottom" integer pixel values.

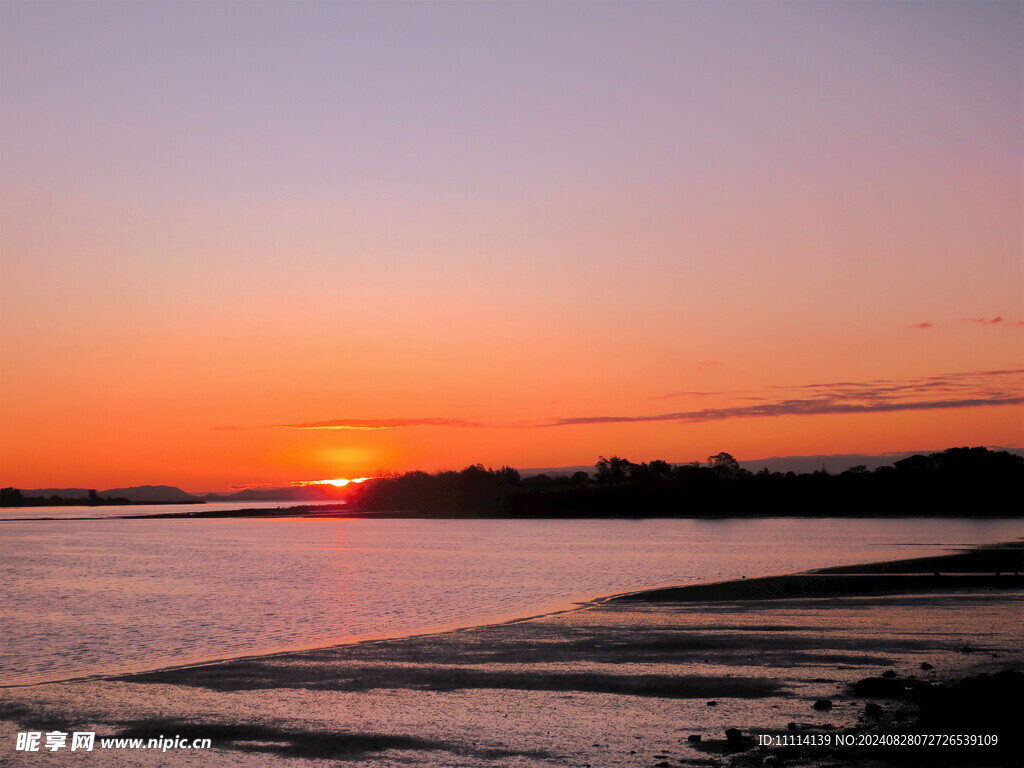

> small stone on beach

[
  {"left": 812, "top": 699, "right": 833, "bottom": 710},
  {"left": 864, "top": 703, "right": 884, "bottom": 719}
]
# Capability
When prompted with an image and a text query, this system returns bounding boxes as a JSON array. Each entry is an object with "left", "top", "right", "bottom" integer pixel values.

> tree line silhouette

[{"left": 347, "top": 446, "right": 1023, "bottom": 518}]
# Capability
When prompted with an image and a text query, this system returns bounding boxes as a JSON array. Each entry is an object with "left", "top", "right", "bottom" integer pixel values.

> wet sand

[{"left": 1, "top": 543, "right": 1020, "bottom": 767}]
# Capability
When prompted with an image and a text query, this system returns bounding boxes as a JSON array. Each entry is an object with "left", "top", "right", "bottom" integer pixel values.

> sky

[{"left": 1, "top": 1, "right": 1021, "bottom": 492}]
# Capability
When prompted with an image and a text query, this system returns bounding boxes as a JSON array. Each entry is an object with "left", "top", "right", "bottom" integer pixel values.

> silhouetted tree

[
  {"left": 707, "top": 452, "right": 740, "bottom": 477},
  {"left": 345, "top": 446, "right": 1022, "bottom": 519},
  {"left": 1, "top": 487, "right": 23, "bottom": 505},
  {"left": 570, "top": 471, "right": 590, "bottom": 485},
  {"left": 495, "top": 466, "right": 521, "bottom": 486},
  {"left": 596, "top": 456, "right": 634, "bottom": 484}
]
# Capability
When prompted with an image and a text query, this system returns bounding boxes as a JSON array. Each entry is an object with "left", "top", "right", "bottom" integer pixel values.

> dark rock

[
  {"left": 850, "top": 676, "right": 924, "bottom": 700},
  {"left": 655, "top": 762, "right": 672, "bottom": 767},
  {"left": 812, "top": 699, "right": 833, "bottom": 710},
  {"left": 916, "top": 669, "right": 1023, "bottom": 730},
  {"left": 881, "top": 670, "right": 897, "bottom": 678},
  {"left": 960, "top": 646, "right": 974, "bottom": 653},
  {"left": 687, "top": 735, "right": 702, "bottom": 742},
  {"left": 920, "top": 662, "right": 934, "bottom": 670},
  {"left": 706, "top": 700, "right": 717, "bottom": 706},
  {"left": 725, "top": 728, "right": 743, "bottom": 746},
  {"left": 786, "top": 722, "right": 797, "bottom": 730},
  {"left": 864, "top": 703, "right": 884, "bottom": 719}
]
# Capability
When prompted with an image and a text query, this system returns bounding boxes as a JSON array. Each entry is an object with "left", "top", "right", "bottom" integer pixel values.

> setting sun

[{"left": 313, "top": 478, "right": 370, "bottom": 488}]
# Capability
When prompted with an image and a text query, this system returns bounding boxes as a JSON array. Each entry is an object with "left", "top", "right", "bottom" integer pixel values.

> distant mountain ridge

[
  {"left": 102, "top": 485, "right": 202, "bottom": 502},
  {"left": 19, "top": 485, "right": 202, "bottom": 503}
]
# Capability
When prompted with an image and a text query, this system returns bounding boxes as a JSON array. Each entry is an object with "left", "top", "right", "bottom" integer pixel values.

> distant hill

[
  {"left": 100, "top": 485, "right": 202, "bottom": 503},
  {"left": 17, "top": 485, "right": 202, "bottom": 503}
]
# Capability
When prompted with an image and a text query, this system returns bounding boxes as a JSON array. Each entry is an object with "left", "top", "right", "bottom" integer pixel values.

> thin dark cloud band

[
  {"left": 553, "top": 369, "right": 1022, "bottom": 427},
  {"left": 216, "top": 418, "right": 481, "bottom": 431},
  {"left": 540, "top": 396, "right": 1023, "bottom": 428},
  {"left": 215, "top": 369, "right": 1022, "bottom": 431}
]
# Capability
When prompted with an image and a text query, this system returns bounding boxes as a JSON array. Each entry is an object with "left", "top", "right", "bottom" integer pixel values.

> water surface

[
  {"left": 0, "top": 500, "right": 342, "bottom": 521},
  {"left": 1, "top": 516, "right": 1019, "bottom": 685}
]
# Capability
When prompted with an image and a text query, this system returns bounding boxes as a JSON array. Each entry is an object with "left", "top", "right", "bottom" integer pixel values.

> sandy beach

[{"left": 1, "top": 543, "right": 1020, "bottom": 767}]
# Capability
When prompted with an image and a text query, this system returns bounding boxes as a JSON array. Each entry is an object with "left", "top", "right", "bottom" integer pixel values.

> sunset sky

[{"left": 1, "top": 1, "right": 1021, "bottom": 492}]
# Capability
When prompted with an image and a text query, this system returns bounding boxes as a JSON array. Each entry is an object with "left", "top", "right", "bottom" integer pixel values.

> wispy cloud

[
  {"left": 545, "top": 369, "right": 1023, "bottom": 428},
  {"left": 216, "top": 418, "right": 480, "bottom": 431},
  {"left": 908, "top": 321, "right": 933, "bottom": 329},
  {"left": 652, "top": 389, "right": 739, "bottom": 400},
  {"left": 961, "top": 316, "right": 1010, "bottom": 325},
  {"left": 217, "top": 370, "right": 1023, "bottom": 433}
]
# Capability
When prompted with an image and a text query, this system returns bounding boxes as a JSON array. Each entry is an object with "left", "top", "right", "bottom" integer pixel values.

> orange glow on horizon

[{"left": 313, "top": 478, "right": 370, "bottom": 488}]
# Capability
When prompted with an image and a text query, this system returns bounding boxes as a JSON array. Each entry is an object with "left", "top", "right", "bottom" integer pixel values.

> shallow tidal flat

[{"left": 1, "top": 545, "right": 1021, "bottom": 768}]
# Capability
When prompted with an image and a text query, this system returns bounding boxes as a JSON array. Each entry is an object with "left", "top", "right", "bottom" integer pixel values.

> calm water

[
  {"left": 1, "top": 516, "right": 1020, "bottom": 686},
  {"left": 0, "top": 500, "right": 343, "bottom": 521}
]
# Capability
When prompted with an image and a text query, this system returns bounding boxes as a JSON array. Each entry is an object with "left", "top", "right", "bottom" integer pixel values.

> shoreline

[
  {"left": 0, "top": 602, "right": 595, "bottom": 691},
  {"left": 0, "top": 501, "right": 351, "bottom": 522},
  {"left": 613, "top": 541, "right": 1024, "bottom": 602},
  {"left": 7, "top": 505, "right": 1024, "bottom": 523},
  {"left": 1, "top": 542, "right": 1020, "bottom": 767},
  {"left": 2, "top": 541, "right": 1019, "bottom": 690}
]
